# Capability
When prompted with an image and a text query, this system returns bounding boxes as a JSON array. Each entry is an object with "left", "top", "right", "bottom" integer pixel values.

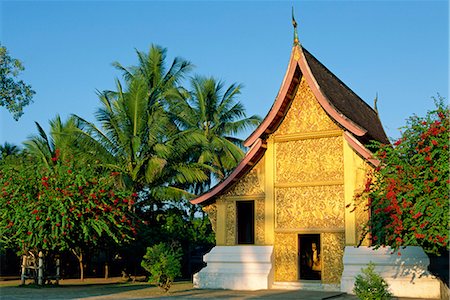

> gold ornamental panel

[
  {"left": 276, "top": 185, "right": 344, "bottom": 229},
  {"left": 274, "top": 233, "right": 298, "bottom": 281},
  {"left": 218, "top": 196, "right": 265, "bottom": 246},
  {"left": 255, "top": 198, "right": 265, "bottom": 245},
  {"left": 225, "top": 201, "right": 236, "bottom": 245},
  {"left": 275, "top": 77, "right": 339, "bottom": 135},
  {"left": 322, "top": 232, "right": 345, "bottom": 284},
  {"left": 275, "top": 137, "right": 343, "bottom": 183},
  {"left": 202, "top": 203, "right": 217, "bottom": 234},
  {"left": 223, "top": 160, "right": 264, "bottom": 197}
]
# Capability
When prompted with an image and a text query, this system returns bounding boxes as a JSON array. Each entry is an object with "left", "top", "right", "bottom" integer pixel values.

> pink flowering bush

[{"left": 356, "top": 97, "right": 449, "bottom": 255}]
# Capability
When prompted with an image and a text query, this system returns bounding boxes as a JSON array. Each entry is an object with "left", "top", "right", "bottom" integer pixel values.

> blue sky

[{"left": 0, "top": 0, "right": 448, "bottom": 147}]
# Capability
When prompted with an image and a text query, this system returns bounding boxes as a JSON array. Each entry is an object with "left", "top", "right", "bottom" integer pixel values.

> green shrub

[
  {"left": 141, "top": 242, "right": 182, "bottom": 292},
  {"left": 353, "top": 262, "right": 393, "bottom": 300}
]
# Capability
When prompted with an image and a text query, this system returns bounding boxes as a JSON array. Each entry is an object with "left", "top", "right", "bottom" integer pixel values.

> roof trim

[
  {"left": 297, "top": 47, "right": 368, "bottom": 137},
  {"left": 190, "top": 138, "right": 266, "bottom": 205},
  {"left": 244, "top": 50, "right": 299, "bottom": 148},
  {"left": 245, "top": 45, "right": 367, "bottom": 147},
  {"left": 344, "top": 131, "right": 380, "bottom": 167}
]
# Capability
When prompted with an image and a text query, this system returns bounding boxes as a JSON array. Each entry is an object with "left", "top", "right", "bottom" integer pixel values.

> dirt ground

[
  {"left": 0, "top": 277, "right": 432, "bottom": 300},
  {"left": 0, "top": 277, "right": 355, "bottom": 299}
]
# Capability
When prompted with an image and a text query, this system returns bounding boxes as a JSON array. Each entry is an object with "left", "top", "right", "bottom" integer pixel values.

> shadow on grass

[{"left": 1, "top": 281, "right": 157, "bottom": 300}]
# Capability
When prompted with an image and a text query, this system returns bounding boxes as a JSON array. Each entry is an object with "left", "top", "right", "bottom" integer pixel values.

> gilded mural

[
  {"left": 225, "top": 201, "right": 236, "bottom": 245},
  {"left": 202, "top": 203, "right": 217, "bottom": 234},
  {"left": 275, "top": 185, "right": 345, "bottom": 229},
  {"left": 275, "top": 137, "right": 343, "bottom": 184},
  {"left": 215, "top": 197, "right": 265, "bottom": 246},
  {"left": 322, "top": 232, "right": 345, "bottom": 284},
  {"left": 255, "top": 198, "right": 265, "bottom": 245},
  {"left": 274, "top": 233, "right": 298, "bottom": 281},
  {"left": 275, "top": 77, "right": 339, "bottom": 135},
  {"left": 223, "top": 160, "right": 264, "bottom": 197}
]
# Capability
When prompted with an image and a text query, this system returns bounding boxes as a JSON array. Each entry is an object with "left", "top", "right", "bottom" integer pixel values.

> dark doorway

[
  {"left": 237, "top": 201, "right": 255, "bottom": 244},
  {"left": 298, "top": 234, "right": 321, "bottom": 280}
]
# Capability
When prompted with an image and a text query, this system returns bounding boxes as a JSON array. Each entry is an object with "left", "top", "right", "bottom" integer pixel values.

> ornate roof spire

[
  {"left": 374, "top": 92, "right": 379, "bottom": 114},
  {"left": 292, "top": 7, "right": 300, "bottom": 46}
]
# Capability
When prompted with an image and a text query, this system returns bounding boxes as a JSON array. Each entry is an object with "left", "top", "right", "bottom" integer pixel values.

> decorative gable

[{"left": 275, "top": 77, "right": 339, "bottom": 135}]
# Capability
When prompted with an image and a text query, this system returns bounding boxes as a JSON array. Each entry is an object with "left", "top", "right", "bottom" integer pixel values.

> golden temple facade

[{"left": 191, "top": 24, "right": 388, "bottom": 285}]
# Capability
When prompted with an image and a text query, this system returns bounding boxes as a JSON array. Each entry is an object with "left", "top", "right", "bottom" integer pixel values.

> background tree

[
  {"left": 0, "top": 44, "right": 35, "bottom": 120},
  {"left": 0, "top": 142, "right": 20, "bottom": 160},
  {"left": 0, "top": 153, "right": 138, "bottom": 281},
  {"left": 72, "top": 46, "right": 213, "bottom": 278},
  {"left": 356, "top": 96, "right": 449, "bottom": 255},
  {"left": 169, "top": 75, "right": 261, "bottom": 192},
  {"left": 1, "top": 44, "right": 260, "bottom": 280},
  {"left": 75, "top": 45, "right": 208, "bottom": 205},
  {"left": 24, "top": 115, "right": 86, "bottom": 167}
]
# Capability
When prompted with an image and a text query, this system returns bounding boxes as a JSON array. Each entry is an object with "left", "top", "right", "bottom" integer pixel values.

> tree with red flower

[
  {"left": 0, "top": 153, "right": 139, "bottom": 281},
  {"left": 355, "top": 96, "right": 449, "bottom": 255}
]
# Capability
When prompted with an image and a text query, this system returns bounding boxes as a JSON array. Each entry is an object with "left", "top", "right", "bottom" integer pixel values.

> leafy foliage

[
  {"left": 353, "top": 262, "right": 392, "bottom": 300},
  {"left": 0, "top": 142, "right": 20, "bottom": 160},
  {"left": 0, "top": 44, "right": 258, "bottom": 279},
  {"left": 355, "top": 97, "right": 449, "bottom": 255},
  {"left": 170, "top": 75, "right": 261, "bottom": 191},
  {"left": 0, "top": 44, "right": 35, "bottom": 120},
  {"left": 74, "top": 45, "right": 208, "bottom": 205},
  {"left": 0, "top": 152, "right": 138, "bottom": 279},
  {"left": 141, "top": 242, "right": 182, "bottom": 292},
  {"left": 24, "top": 115, "right": 88, "bottom": 168}
]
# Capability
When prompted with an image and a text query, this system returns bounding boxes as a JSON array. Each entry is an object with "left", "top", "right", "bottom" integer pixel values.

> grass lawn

[
  {"left": 0, "top": 277, "right": 357, "bottom": 300},
  {"left": 0, "top": 277, "right": 197, "bottom": 299}
]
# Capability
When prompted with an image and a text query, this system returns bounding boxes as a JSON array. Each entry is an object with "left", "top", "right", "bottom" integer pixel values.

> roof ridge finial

[
  {"left": 374, "top": 92, "right": 379, "bottom": 114},
  {"left": 292, "top": 7, "right": 300, "bottom": 47}
]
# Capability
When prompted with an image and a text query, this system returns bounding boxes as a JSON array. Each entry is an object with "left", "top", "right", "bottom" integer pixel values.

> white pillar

[
  {"left": 38, "top": 251, "right": 44, "bottom": 285},
  {"left": 56, "top": 257, "right": 60, "bottom": 285},
  {"left": 20, "top": 255, "right": 26, "bottom": 285}
]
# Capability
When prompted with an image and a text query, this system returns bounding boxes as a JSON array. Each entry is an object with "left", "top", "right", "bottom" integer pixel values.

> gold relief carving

[
  {"left": 218, "top": 195, "right": 265, "bottom": 246},
  {"left": 276, "top": 185, "right": 344, "bottom": 229},
  {"left": 274, "top": 233, "right": 298, "bottom": 281},
  {"left": 322, "top": 232, "right": 345, "bottom": 284},
  {"left": 224, "top": 160, "right": 264, "bottom": 197},
  {"left": 275, "top": 77, "right": 339, "bottom": 135},
  {"left": 255, "top": 198, "right": 265, "bottom": 245},
  {"left": 202, "top": 203, "right": 217, "bottom": 234},
  {"left": 275, "top": 137, "right": 343, "bottom": 183},
  {"left": 293, "top": 47, "right": 300, "bottom": 61},
  {"left": 225, "top": 202, "right": 236, "bottom": 245}
]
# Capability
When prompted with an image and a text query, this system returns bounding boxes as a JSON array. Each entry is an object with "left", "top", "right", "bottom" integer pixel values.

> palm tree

[
  {"left": 0, "top": 142, "right": 20, "bottom": 160},
  {"left": 74, "top": 45, "right": 209, "bottom": 205},
  {"left": 112, "top": 44, "right": 192, "bottom": 106},
  {"left": 24, "top": 115, "right": 86, "bottom": 167},
  {"left": 169, "top": 75, "right": 261, "bottom": 193}
]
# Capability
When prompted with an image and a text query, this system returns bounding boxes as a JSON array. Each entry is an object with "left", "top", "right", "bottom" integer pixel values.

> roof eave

[
  {"left": 190, "top": 138, "right": 267, "bottom": 205},
  {"left": 344, "top": 131, "right": 380, "bottom": 167}
]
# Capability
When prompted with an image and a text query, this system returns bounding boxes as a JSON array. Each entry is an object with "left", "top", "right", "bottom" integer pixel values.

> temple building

[{"left": 191, "top": 16, "right": 390, "bottom": 291}]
